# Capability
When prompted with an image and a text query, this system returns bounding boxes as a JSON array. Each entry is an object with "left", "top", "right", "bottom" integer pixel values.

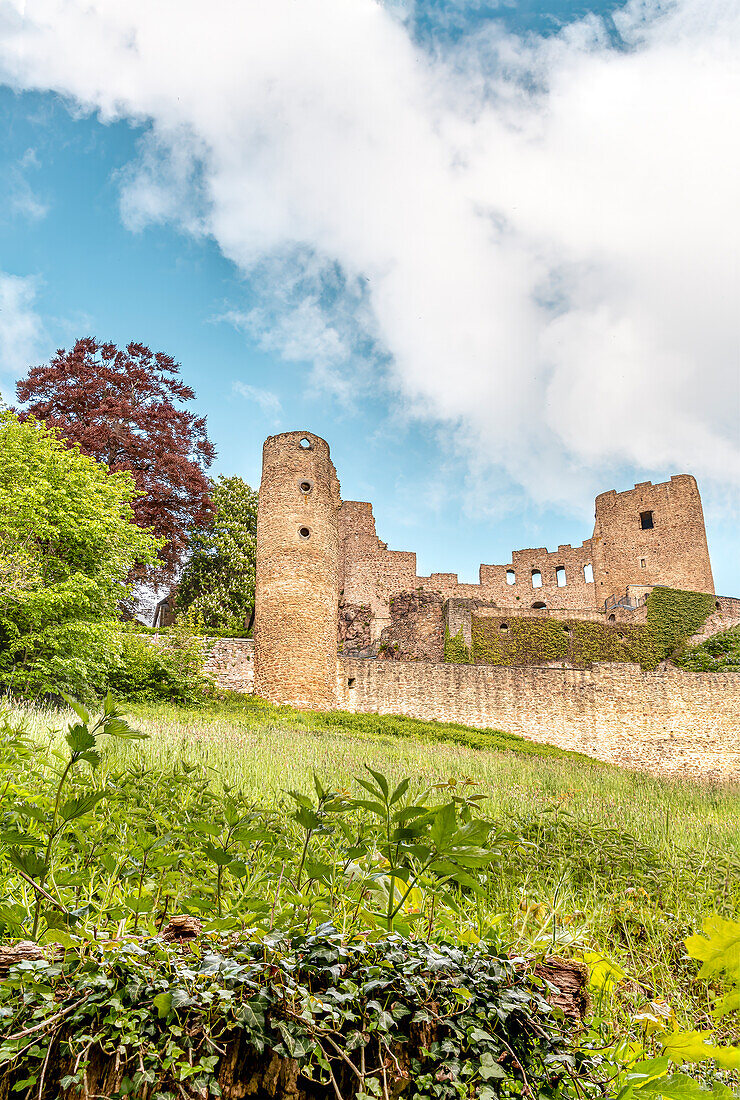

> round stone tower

[{"left": 253, "top": 431, "right": 341, "bottom": 709}]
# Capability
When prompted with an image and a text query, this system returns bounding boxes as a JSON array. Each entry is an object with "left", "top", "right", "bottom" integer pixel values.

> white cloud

[
  {"left": 1, "top": 150, "right": 48, "bottom": 223},
  {"left": 0, "top": 272, "right": 42, "bottom": 388},
  {"left": 232, "top": 380, "right": 282, "bottom": 418},
  {"left": 0, "top": 0, "right": 737, "bottom": 510}
]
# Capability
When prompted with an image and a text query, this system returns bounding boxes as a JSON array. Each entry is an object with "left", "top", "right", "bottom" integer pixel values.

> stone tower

[
  {"left": 253, "top": 431, "right": 341, "bottom": 708},
  {"left": 591, "top": 474, "right": 714, "bottom": 598}
]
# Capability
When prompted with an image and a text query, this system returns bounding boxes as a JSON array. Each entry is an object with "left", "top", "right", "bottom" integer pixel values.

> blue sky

[{"left": 0, "top": 0, "right": 737, "bottom": 595}]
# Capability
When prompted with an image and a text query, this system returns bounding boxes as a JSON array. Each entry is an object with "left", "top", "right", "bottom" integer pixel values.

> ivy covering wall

[
  {"left": 445, "top": 588, "right": 715, "bottom": 671},
  {"left": 443, "top": 626, "right": 471, "bottom": 663}
]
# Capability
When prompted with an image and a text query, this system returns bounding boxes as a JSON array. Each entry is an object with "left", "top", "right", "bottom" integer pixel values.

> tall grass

[{"left": 5, "top": 695, "right": 739, "bottom": 1035}]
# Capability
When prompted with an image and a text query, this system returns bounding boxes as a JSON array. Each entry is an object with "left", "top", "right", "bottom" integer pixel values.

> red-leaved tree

[{"left": 16, "top": 338, "right": 216, "bottom": 579}]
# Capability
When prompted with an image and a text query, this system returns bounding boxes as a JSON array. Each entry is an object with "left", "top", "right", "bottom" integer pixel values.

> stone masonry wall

[
  {"left": 203, "top": 639, "right": 254, "bottom": 693},
  {"left": 254, "top": 431, "right": 342, "bottom": 709},
  {"left": 339, "top": 475, "right": 714, "bottom": 648},
  {"left": 378, "top": 590, "right": 444, "bottom": 661},
  {"left": 592, "top": 475, "right": 714, "bottom": 599},
  {"left": 337, "top": 657, "right": 740, "bottom": 781}
]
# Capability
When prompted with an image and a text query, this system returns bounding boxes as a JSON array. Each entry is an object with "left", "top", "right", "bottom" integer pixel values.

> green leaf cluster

[
  {"left": 443, "top": 625, "right": 471, "bottom": 663},
  {"left": 615, "top": 916, "right": 740, "bottom": 1100},
  {"left": 0, "top": 412, "right": 161, "bottom": 697},
  {"left": 0, "top": 927, "right": 578, "bottom": 1100},
  {"left": 177, "top": 475, "right": 258, "bottom": 633},
  {"left": 445, "top": 588, "right": 715, "bottom": 671},
  {"left": 675, "top": 626, "right": 740, "bottom": 674}
]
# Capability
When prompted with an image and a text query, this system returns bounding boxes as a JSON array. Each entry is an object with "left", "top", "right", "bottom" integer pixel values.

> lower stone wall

[
  {"left": 337, "top": 657, "right": 740, "bottom": 781},
  {"left": 202, "top": 638, "right": 254, "bottom": 693}
]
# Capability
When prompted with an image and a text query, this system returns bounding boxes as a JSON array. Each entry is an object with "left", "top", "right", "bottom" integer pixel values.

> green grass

[{"left": 4, "top": 694, "right": 740, "bottom": 1044}]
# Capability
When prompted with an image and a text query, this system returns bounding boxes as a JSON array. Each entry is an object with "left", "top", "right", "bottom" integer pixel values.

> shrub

[{"left": 108, "top": 614, "right": 211, "bottom": 703}]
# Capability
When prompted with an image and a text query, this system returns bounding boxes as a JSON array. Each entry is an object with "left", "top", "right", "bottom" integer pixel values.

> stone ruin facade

[
  {"left": 254, "top": 430, "right": 716, "bottom": 700},
  {"left": 252, "top": 431, "right": 740, "bottom": 778}
]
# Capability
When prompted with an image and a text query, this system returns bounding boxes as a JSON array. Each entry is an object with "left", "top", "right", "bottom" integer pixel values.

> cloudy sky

[{"left": 0, "top": 0, "right": 737, "bottom": 594}]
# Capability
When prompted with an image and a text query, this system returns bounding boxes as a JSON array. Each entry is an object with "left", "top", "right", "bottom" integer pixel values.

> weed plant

[{"left": 0, "top": 696, "right": 738, "bottom": 1097}]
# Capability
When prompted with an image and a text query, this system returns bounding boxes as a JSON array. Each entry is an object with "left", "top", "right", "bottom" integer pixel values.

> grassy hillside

[{"left": 2, "top": 695, "right": 738, "bottom": 1094}]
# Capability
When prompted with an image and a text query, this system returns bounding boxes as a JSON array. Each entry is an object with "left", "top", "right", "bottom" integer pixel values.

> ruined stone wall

[
  {"left": 254, "top": 431, "right": 341, "bottom": 709},
  {"left": 593, "top": 475, "right": 714, "bottom": 599},
  {"left": 685, "top": 596, "right": 740, "bottom": 647},
  {"left": 338, "top": 475, "right": 715, "bottom": 638},
  {"left": 203, "top": 639, "right": 254, "bottom": 693},
  {"left": 338, "top": 500, "right": 597, "bottom": 618},
  {"left": 337, "top": 658, "right": 740, "bottom": 781},
  {"left": 378, "top": 590, "right": 445, "bottom": 661}
]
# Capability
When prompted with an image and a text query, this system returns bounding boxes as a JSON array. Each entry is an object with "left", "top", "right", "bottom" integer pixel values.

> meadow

[{"left": 1, "top": 694, "right": 738, "bottom": 1098}]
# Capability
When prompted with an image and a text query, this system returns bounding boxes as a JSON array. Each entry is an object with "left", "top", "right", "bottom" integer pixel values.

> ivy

[
  {"left": 444, "top": 588, "right": 715, "bottom": 672},
  {"left": 675, "top": 625, "right": 740, "bottom": 673},
  {"left": 443, "top": 626, "right": 471, "bottom": 663},
  {"left": 644, "top": 587, "right": 715, "bottom": 661},
  {"left": 0, "top": 928, "right": 582, "bottom": 1100}
]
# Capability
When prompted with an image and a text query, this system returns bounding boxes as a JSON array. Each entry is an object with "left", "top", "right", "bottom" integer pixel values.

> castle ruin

[{"left": 252, "top": 431, "right": 739, "bottom": 779}]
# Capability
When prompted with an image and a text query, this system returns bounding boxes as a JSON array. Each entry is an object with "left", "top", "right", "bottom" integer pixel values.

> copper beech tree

[{"left": 16, "top": 338, "right": 216, "bottom": 579}]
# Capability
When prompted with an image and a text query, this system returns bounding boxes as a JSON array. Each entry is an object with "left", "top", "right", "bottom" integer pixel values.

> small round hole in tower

[
  {"left": 299, "top": 480, "right": 312, "bottom": 493},
  {"left": 299, "top": 437, "right": 311, "bottom": 449},
  {"left": 299, "top": 526, "right": 311, "bottom": 540}
]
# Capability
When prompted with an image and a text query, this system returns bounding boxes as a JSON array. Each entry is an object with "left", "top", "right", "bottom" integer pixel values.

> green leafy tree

[
  {"left": 176, "top": 475, "right": 258, "bottom": 633},
  {"left": 0, "top": 412, "right": 161, "bottom": 697}
]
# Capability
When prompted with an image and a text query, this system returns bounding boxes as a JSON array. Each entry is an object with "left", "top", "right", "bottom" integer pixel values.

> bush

[{"left": 108, "top": 615, "right": 211, "bottom": 703}]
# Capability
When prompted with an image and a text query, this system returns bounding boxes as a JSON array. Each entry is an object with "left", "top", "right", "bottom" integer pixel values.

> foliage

[
  {"left": 448, "top": 589, "right": 716, "bottom": 671},
  {"left": 0, "top": 698, "right": 739, "bottom": 1096},
  {"left": 177, "top": 475, "right": 258, "bottom": 633},
  {"left": 443, "top": 625, "right": 471, "bottom": 663},
  {"left": 613, "top": 917, "right": 740, "bottom": 1100},
  {"left": 15, "top": 337, "right": 216, "bottom": 579},
  {"left": 0, "top": 412, "right": 161, "bottom": 698},
  {"left": 675, "top": 627, "right": 740, "bottom": 673},
  {"left": 644, "top": 588, "right": 715, "bottom": 663},
  {"left": 1, "top": 693, "right": 146, "bottom": 938},
  {"left": 469, "top": 615, "right": 653, "bottom": 667},
  {"left": 107, "top": 614, "right": 211, "bottom": 704},
  {"left": 0, "top": 929, "right": 581, "bottom": 1100}
]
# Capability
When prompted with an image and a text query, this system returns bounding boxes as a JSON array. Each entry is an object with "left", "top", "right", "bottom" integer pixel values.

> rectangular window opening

[
  {"left": 640, "top": 558, "right": 646, "bottom": 568},
  {"left": 640, "top": 510, "right": 654, "bottom": 530}
]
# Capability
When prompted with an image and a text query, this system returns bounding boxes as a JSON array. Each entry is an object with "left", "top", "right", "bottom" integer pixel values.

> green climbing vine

[
  {"left": 445, "top": 588, "right": 715, "bottom": 671},
  {"left": 443, "top": 625, "right": 471, "bottom": 663}
]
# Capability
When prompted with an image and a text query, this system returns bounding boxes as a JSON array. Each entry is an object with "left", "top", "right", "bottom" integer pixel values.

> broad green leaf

[
  {"left": 153, "top": 992, "right": 172, "bottom": 1018},
  {"left": 429, "top": 802, "right": 457, "bottom": 849},
  {"left": 65, "top": 724, "right": 95, "bottom": 754},
  {"left": 59, "top": 792, "right": 106, "bottom": 821},
  {"left": 364, "top": 767, "right": 389, "bottom": 799},
  {"left": 685, "top": 916, "right": 740, "bottom": 980},
  {"left": 59, "top": 692, "right": 90, "bottom": 725},
  {"left": 631, "top": 1072, "right": 735, "bottom": 1099},
  {"left": 389, "top": 778, "right": 410, "bottom": 806},
  {"left": 661, "top": 1032, "right": 740, "bottom": 1069},
  {"left": 583, "top": 951, "right": 628, "bottom": 991}
]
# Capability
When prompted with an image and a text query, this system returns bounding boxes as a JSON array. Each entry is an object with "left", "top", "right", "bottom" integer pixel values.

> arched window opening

[
  {"left": 506, "top": 569, "right": 516, "bottom": 585},
  {"left": 531, "top": 569, "right": 542, "bottom": 589},
  {"left": 583, "top": 563, "right": 594, "bottom": 584},
  {"left": 608, "top": 614, "right": 616, "bottom": 622},
  {"left": 556, "top": 566, "right": 566, "bottom": 588},
  {"left": 499, "top": 622, "right": 509, "bottom": 632},
  {"left": 532, "top": 601, "right": 547, "bottom": 610}
]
